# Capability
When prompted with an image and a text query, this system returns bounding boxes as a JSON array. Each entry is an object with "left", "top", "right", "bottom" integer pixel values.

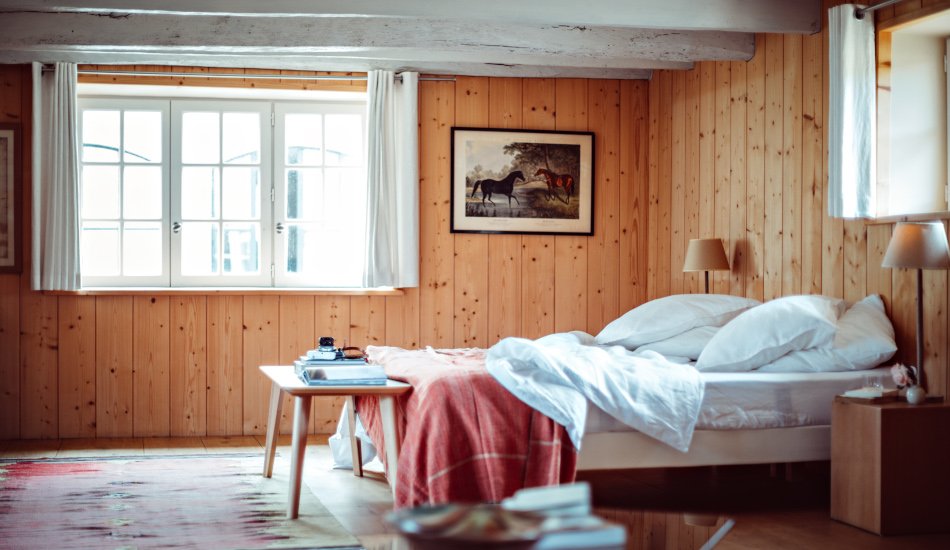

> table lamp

[
  {"left": 683, "top": 238, "right": 730, "bottom": 293},
  {"left": 882, "top": 221, "right": 950, "bottom": 399}
]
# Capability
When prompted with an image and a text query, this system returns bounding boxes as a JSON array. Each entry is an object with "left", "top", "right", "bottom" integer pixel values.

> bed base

[{"left": 576, "top": 425, "right": 830, "bottom": 470}]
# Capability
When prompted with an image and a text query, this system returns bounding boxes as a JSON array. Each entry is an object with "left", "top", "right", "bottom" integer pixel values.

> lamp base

[{"left": 906, "top": 386, "right": 927, "bottom": 405}]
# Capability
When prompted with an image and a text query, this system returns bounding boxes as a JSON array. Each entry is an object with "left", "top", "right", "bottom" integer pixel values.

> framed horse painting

[
  {"left": 450, "top": 127, "right": 594, "bottom": 235},
  {"left": 0, "top": 122, "right": 21, "bottom": 273}
]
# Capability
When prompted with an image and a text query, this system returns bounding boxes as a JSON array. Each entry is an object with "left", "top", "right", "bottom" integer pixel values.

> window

[
  {"left": 876, "top": 8, "right": 950, "bottom": 217},
  {"left": 79, "top": 93, "right": 366, "bottom": 288}
]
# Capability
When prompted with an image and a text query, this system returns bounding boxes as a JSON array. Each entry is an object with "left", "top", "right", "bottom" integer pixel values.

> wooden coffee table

[{"left": 258, "top": 365, "right": 411, "bottom": 519}]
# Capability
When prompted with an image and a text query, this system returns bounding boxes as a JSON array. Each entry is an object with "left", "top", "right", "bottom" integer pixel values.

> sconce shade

[
  {"left": 683, "top": 238, "right": 730, "bottom": 272},
  {"left": 882, "top": 222, "right": 950, "bottom": 269}
]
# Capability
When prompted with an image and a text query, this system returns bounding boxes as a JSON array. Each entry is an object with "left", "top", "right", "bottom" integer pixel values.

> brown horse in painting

[{"left": 534, "top": 168, "right": 575, "bottom": 203}]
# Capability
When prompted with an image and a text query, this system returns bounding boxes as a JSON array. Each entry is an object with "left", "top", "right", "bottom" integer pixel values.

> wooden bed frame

[{"left": 576, "top": 425, "right": 830, "bottom": 470}]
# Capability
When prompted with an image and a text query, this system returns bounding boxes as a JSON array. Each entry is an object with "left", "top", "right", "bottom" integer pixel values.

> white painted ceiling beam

[
  {"left": 0, "top": 12, "right": 746, "bottom": 65},
  {"left": 0, "top": 0, "right": 822, "bottom": 34},
  {"left": 0, "top": 49, "right": 655, "bottom": 79},
  {"left": 0, "top": 0, "right": 817, "bottom": 78}
]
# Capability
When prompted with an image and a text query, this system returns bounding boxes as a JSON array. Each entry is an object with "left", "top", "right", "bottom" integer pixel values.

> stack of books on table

[{"left": 294, "top": 354, "right": 386, "bottom": 386}]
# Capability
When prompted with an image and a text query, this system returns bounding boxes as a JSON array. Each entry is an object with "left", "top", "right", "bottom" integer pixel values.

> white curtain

[
  {"left": 31, "top": 62, "right": 81, "bottom": 290},
  {"left": 828, "top": 4, "right": 876, "bottom": 218},
  {"left": 363, "top": 70, "right": 419, "bottom": 288}
]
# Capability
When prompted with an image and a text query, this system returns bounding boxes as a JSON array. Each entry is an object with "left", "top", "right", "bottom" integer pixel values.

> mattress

[{"left": 584, "top": 367, "right": 892, "bottom": 433}]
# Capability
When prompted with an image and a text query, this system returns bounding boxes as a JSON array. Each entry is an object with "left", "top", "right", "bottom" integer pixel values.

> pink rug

[{"left": 0, "top": 454, "right": 359, "bottom": 549}]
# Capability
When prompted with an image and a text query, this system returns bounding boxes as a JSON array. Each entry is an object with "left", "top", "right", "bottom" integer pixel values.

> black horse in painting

[{"left": 471, "top": 170, "right": 525, "bottom": 207}]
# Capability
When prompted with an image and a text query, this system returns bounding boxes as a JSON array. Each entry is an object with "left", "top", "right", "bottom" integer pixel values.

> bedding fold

[{"left": 485, "top": 332, "right": 705, "bottom": 453}]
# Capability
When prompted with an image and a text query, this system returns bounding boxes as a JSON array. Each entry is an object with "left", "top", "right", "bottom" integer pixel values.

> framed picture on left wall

[{"left": 0, "top": 122, "right": 22, "bottom": 273}]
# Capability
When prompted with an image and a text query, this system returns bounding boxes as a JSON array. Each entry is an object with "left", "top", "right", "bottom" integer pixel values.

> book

[
  {"left": 296, "top": 361, "right": 386, "bottom": 385},
  {"left": 300, "top": 377, "right": 387, "bottom": 386},
  {"left": 297, "top": 356, "right": 368, "bottom": 366},
  {"left": 839, "top": 387, "right": 898, "bottom": 403},
  {"left": 535, "top": 520, "right": 626, "bottom": 549},
  {"left": 307, "top": 349, "right": 341, "bottom": 361}
]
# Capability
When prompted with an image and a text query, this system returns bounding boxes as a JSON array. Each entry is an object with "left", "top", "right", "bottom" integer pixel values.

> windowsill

[
  {"left": 865, "top": 211, "right": 950, "bottom": 225},
  {"left": 43, "top": 287, "right": 405, "bottom": 297}
]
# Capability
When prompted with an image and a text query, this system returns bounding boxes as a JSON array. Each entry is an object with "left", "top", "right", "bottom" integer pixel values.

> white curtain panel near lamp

[{"left": 828, "top": 4, "right": 876, "bottom": 219}]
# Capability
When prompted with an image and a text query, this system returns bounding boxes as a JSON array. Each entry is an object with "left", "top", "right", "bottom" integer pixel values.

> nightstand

[{"left": 830, "top": 396, "right": 950, "bottom": 535}]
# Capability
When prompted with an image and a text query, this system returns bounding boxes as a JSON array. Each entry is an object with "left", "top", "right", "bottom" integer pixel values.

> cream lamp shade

[
  {"left": 881, "top": 221, "right": 950, "bottom": 398},
  {"left": 881, "top": 222, "right": 950, "bottom": 269},
  {"left": 683, "top": 238, "right": 730, "bottom": 293}
]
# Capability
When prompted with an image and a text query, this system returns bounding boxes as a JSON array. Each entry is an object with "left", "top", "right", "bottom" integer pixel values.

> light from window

[{"left": 78, "top": 95, "right": 367, "bottom": 288}]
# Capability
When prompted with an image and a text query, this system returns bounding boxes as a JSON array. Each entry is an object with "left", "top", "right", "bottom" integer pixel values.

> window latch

[
  {"left": 172, "top": 221, "right": 182, "bottom": 234},
  {"left": 275, "top": 222, "right": 285, "bottom": 234}
]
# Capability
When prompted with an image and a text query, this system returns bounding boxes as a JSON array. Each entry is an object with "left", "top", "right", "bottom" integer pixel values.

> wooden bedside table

[
  {"left": 258, "top": 365, "right": 411, "bottom": 519},
  {"left": 831, "top": 396, "right": 950, "bottom": 535}
]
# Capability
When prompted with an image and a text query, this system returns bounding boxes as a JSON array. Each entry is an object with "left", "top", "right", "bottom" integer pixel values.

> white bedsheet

[
  {"left": 585, "top": 368, "right": 892, "bottom": 433},
  {"left": 485, "top": 332, "right": 705, "bottom": 453}
]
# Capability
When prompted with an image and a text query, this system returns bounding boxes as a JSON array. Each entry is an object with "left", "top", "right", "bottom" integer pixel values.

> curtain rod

[
  {"left": 42, "top": 66, "right": 455, "bottom": 82},
  {"left": 855, "top": 0, "right": 904, "bottom": 20}
]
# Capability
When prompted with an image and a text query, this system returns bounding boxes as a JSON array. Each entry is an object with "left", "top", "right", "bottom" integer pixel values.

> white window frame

[
  {"left": 78, "top": 97, "right": 171, "bottom": 287},
  {"left": 273, "top": 101, "right": 368, "bottom": 288},
  {"left": 170, "top": 100, "right": 273, "bottom": 287},
  {"left": 77, "top": 87, "right": 369, "bottom": 289}
]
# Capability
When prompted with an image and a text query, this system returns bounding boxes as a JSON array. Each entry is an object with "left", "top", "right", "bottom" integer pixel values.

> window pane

[
  {"left": 124, "top": 111, "right": 162, "bottom": 163},
  {"left": 82, "top": 110, "right": 120, "bottom": 162},
  {"left": 82, "top": 165, "right": 120, "bottom": 219},
  {"left": 285, "top": 114, "right": 322, "bottom": 165},
  {"left": 285, "top": 223, "right": 362, "bottom": 286},
  {"left": 181, "top": 112, "right": 220, "bottom": 164},
  {"left": 222, "top": 167, "right": 260, "bottom": 220},
  {"left": 180, "top": 222, "right": 219, "bottom": 275},
  {"left": 285, "top": 223, "right": 320, "bottom": 275},
  {"left": 123, "top": 166, "right": 163, "bottom": 219},
  {"left": 181, "top": 166, "right": 220, "bottom": 219},
  {"left": 324, "top": 168, "right": 366, "bottom": 225},
  {"left": 325, "top": 114, "right": 362, "bottom": 166},
  {"left": 222, "top": 222, "right": 260, "bottom": 275},
  {"left": 81, "top": 222, "right": 120, "bottom": 276},
  {"left": 285, "top": 169, "right": 322, "bottom": 220},
  {"left": 223, "top": 112, "right": 260, "bottom": 164},
  {"left": 123, "top": 222, "right": 162, "bottom": 275}
]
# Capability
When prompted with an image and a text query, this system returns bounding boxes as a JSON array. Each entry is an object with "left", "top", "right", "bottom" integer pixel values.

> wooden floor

[{"left": 2, "top": 437, "right": 949, "bottom": 549}]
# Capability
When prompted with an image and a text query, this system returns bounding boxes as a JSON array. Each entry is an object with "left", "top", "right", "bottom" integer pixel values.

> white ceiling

[{"left": 0, "top": 0, "right": 822, "bottom": 79}]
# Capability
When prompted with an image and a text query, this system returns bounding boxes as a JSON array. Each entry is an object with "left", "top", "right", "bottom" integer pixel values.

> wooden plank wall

[
  {"left": 0, "top": 65, "right": 650, "bottom": 439},
  {"left": 648, "top": 0, "right": 950, "bottom": 401},
  {"left": 4, "top": 1, "right": 950, "bottom": 441}
]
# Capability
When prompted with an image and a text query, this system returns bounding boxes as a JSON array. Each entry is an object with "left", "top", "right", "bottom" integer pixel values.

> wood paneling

[
  {"left": 169, "top": 296, "right": 207, "bottom": 436},
  {"left": 95, "top": 296, "right": 133, "bottom": 437},
  {"left": 7, "top": 3, "right": 950, "bottom": 440},
  {"left": 206, "top": 295, "right": 243, "bottom": 436},
  {"left": 132, "top": 296, "right": 170, "bottom": 437}
]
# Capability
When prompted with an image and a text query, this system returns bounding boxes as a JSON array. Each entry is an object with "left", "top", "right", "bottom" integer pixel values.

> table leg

[
  {"left": 288, "top": 395, "right": 312, "bottom": 519},
  {"left": 263, "top": 381, "right": 283, "bottom": 478},
  {"left": 345, "top": 396, "right": 363, "bottom": 477},
  {"left": 379, "top": 395, "right": 400, "bottom": 496}
]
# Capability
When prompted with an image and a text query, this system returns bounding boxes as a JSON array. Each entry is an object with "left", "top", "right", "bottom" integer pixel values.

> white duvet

[{"left": 485, "top": 332, "right": 705, "bottom": 453}]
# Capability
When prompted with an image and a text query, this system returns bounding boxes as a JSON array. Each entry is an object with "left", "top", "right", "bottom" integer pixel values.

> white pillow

[
  {"left": 757, "top": 294, "right": 896, "bottom": 373},
  {"left": 635, "top": 326, "right": 718, "bottom": 360},
  {"left": 834, "top": 294, "right": 897, "bottom": 370},
  {"left": 595, "top": 294, "right": 759, "bottom": 349},
  {"left": 695, "top": 295, "right": 842, "bottom": 372}
]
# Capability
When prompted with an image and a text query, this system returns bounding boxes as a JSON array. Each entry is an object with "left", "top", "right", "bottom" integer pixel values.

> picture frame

[
  {"left": 0, "top": 122, "right": 22, "bottom": 274},
  {"left": 451, "top": 127, "right": 594, "bottom": 235}
]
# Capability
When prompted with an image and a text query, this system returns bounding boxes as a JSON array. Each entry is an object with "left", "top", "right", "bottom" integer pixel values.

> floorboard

[{"left": 2, "top": 438, "right": 949, "bottom": 549}]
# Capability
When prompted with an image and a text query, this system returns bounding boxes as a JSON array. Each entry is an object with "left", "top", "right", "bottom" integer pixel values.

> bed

[{"left": 348, "top": 293, "right": 898, "bottom": 509}]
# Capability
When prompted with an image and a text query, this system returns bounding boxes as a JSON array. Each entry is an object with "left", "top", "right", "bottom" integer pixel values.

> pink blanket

[{"left": 356, "top": 346, "right": 577, "bottom": 509}]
